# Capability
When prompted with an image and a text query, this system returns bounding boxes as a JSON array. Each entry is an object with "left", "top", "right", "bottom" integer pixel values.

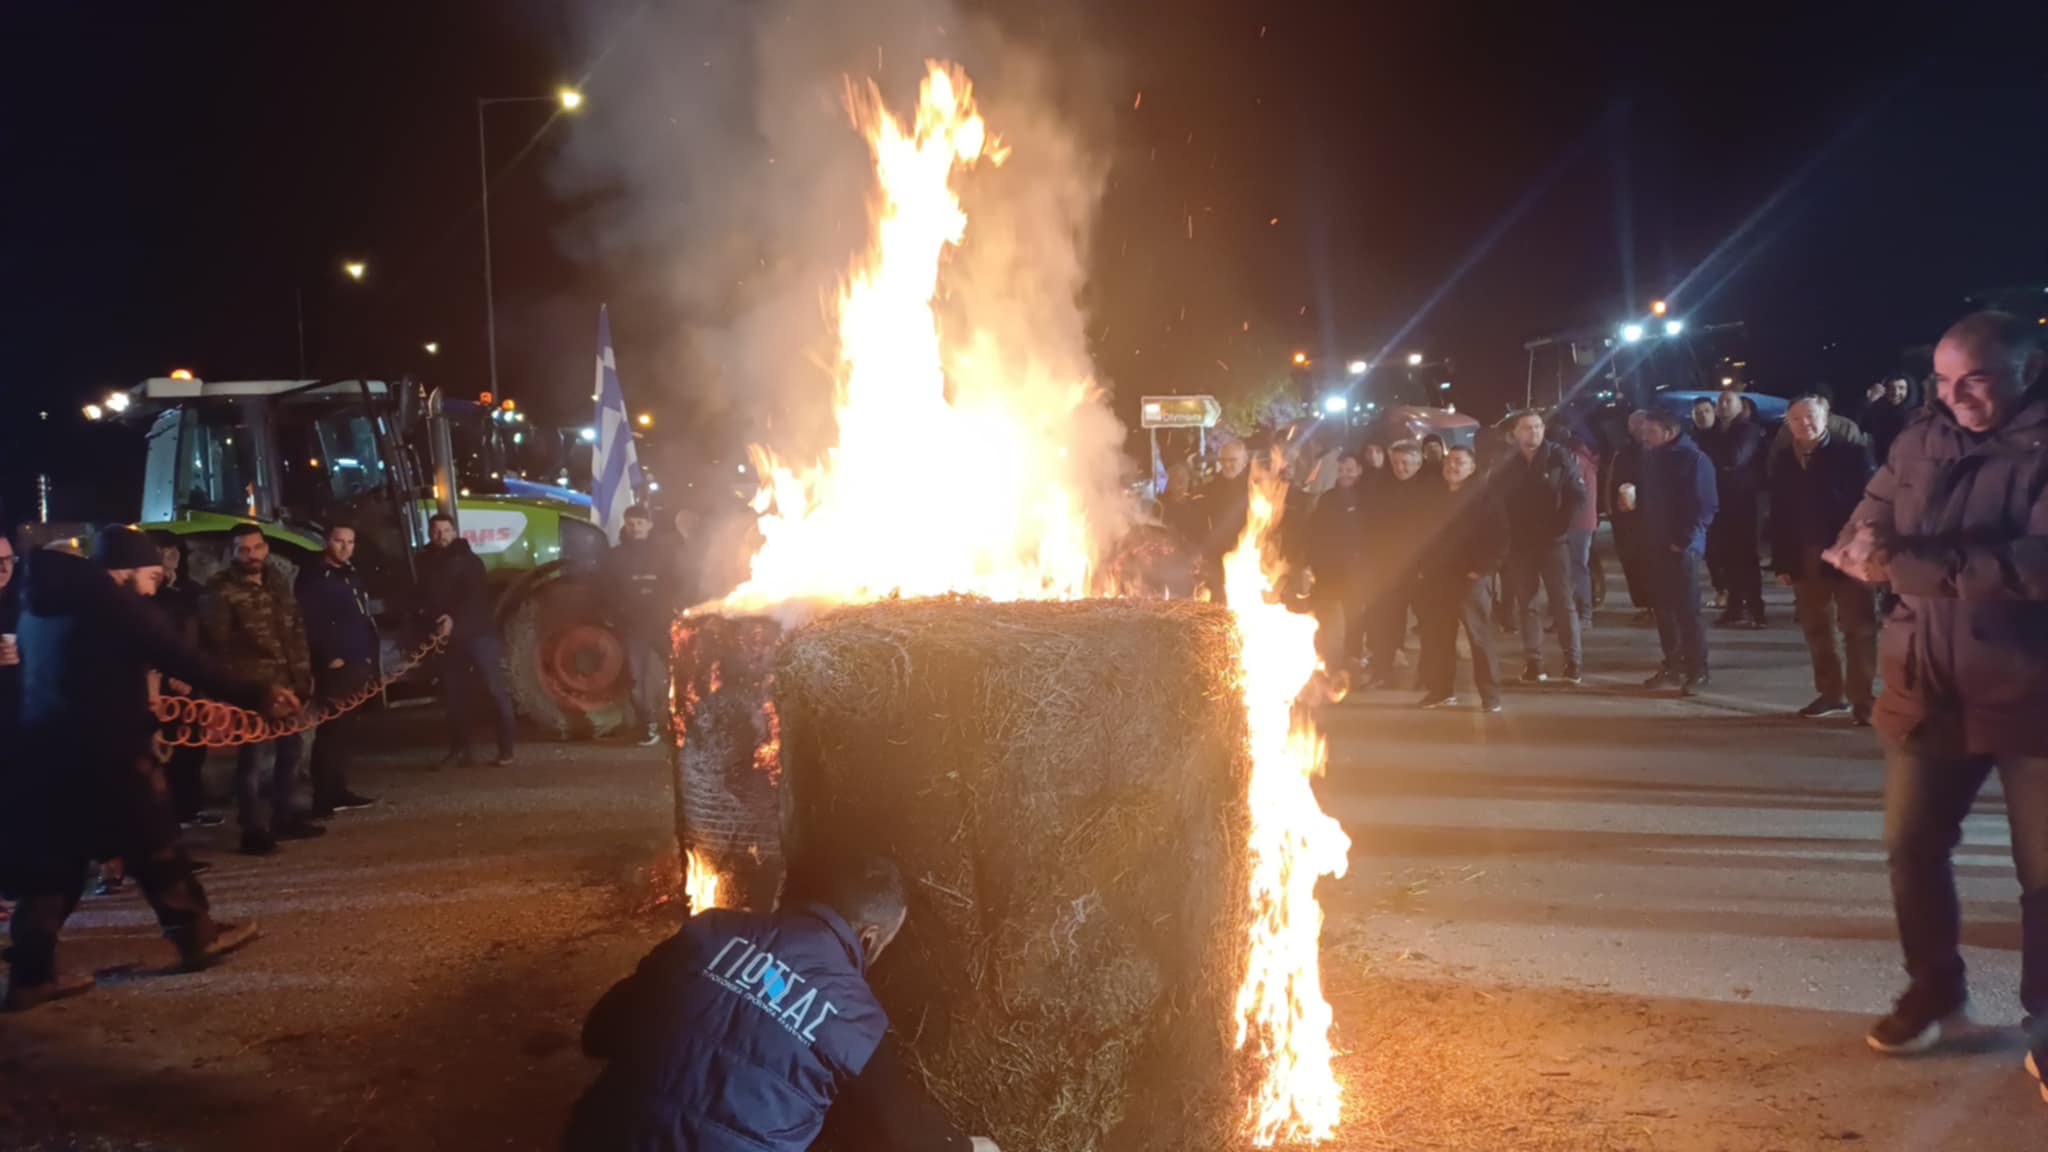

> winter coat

[
  {"left": 202, "top": 567, "right": 313, "bottom": 697},
  {"left": 1420, "top": 481, "right": 1510, "bottom": 585},
  {"left": 1862, "top": 400, "right": 1910, "bottom": 467},
  {"left": 416, "top": 539, "right": 495, "bottom": 641},
  {"left": 1640, "top": 436, "right": 1720, "bottom": 554},
  {"left": 1767, "top": 435, "right": 1873, "bottom": 579},
  {"left": 5, "top": 550, "right": 264, "bottom": 869},
  {"left": 1363, "top": 470, "right": 1441, "bottom": 593},
  {"left": 1497, "top": 442, "right": 1590, "bottom": 552},
  {"left": 1704, "top": 416, "right": 1769, "bottom": 507},
  {"left": 1306, "top": 481, "right": 1370, "bottom": 597},
  {"left": 564, "top": 904, "right": 898, "bottom": 1152},
  {"left": 1850, "top": 394, "right": 2048, "bottom": 757},
  {"left": 1195, "top": 470, "right": 1251, "bottom": 562},
  {"left": 1567, "top": 444, "right": 1600, "bottom": 535},
  {"left": 603, "top": 536, "right": 683, "bottom": 640},
  {"left": 297, "top": 560, "right": 380, "bottom": 669}
]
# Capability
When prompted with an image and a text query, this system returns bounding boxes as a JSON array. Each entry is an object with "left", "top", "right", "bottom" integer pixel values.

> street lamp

[
  {"left": 1346, "top": 359, "right": 1368, "bottom": 376},
  {"left": 423, "top": 341, "right": 440, "bottom": 356},
  {"left": 478, "top": 89, "right": 586, "bottom": 399},
  {"left": 343, "top": 260, "right": 368, "bottom": 282},
  {"left": 1292, "top": 351, "right": 1308, "bottom": 366},
  {"left": 636, "top": 412, "right": 654, "bottom": 428},
  {"left": 1407, "top": 352, "right": 1424, "bottom": 367},
  {"left": 1651, "top": 299, "right": 1668, "bottom": 317}
]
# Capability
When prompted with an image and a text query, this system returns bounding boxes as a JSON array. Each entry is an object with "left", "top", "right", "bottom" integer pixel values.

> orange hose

[{"left": 152, "top": 634, "right": 449, "bottom": 752}]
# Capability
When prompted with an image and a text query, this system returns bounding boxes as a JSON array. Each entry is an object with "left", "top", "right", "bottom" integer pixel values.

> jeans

[
  {"left": 1419, "top": 576, "right": 1502, "bottom": 704},
  {"left": 235, "top": 734, "right": 304, "bottom": 837},
  {"left": 1566, "top": 529, "right": 1594, "bottom": 623},
  {"left": 1708, "top": 500, "right": 1764, "bottom": 618},
  {"left": 6, "top": 756, "right": 211, "bottom": 988},
  {"left": 445, "top": 634, "right": 516, "bottom": 759},
  {"left": 1651, "top": 546, "right": 1708, "bottom": 676},
  {"left": 628, "top": 640, "right": 670, "bottom": 732},
  {"left": 1882, "top": 743, "right": 2048, "bottom": 1016},
  {"left": 1506, "top": 541, "right": 1582, "bottom": 672},
  {"left": 1794, "top": 571, "right": 1877, "bottom": 706},
  {"left": 310, "top": 661, "right": 375, "bottom": 807}
]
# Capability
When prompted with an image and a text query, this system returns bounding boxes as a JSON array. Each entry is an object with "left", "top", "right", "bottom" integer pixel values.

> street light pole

[{"left": 476, "top": 89, "right": 583, "bottom": 403}]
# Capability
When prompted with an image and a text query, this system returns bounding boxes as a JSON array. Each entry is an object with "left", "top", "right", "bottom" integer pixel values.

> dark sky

[{"left": 5, "top": 0, "right": 2046, "bottom": 522}]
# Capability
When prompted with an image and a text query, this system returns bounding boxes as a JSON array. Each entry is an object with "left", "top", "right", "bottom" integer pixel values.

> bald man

[{"left": 1826, "top": 312, "right": 2048, "bottom": 1099}]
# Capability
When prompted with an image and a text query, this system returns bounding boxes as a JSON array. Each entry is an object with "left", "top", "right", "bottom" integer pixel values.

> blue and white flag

[{"left": 592, "top": 305, "right": 646, "bottom": 543}]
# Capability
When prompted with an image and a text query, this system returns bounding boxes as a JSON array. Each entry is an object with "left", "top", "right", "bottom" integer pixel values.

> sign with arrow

[{"left": 1140, "top": 395, "right": 1222, "bottom": 429}]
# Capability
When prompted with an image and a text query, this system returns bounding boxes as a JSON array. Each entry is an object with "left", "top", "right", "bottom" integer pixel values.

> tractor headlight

[{"left": 559, "top": 516, "right": 608, "bottom": 568}]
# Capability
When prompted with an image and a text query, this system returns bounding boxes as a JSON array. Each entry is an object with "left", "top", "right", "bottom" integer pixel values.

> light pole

[{"left": 476, "top": 88, "right": 584, "bottom": 399}]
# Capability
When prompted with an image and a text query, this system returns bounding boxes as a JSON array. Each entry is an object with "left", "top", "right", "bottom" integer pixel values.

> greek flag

[{"left": 592, "top": 305, "right": 645, "bottom": 543}]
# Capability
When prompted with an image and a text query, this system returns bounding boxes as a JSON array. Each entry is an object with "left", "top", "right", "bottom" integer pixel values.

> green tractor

[{"left": 117, "top": 374, "right": 635, "bottom": 736}]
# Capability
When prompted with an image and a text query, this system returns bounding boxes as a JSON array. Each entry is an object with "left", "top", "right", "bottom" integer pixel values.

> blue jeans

[
  {"left": 1506, "top": 542, "right": 1581, "bottom": 672},
  {"left": 445, "top": 634, "right": 516, "bottom": 758},
  {"left": 1566, "top": 529, "right": 1594, "bottom": 622},
  {"left": 1883, "top": 743, "right": 2048, "bottom": 1015},
  {"left": 628, "top": 640, "right": 669, "bottom": 732},
  {"left": 235, "top": 734, "right": 303, "bottom": 837},
  {"left": 1651, "top": 546, "right": 1707, "bottom": 676}
]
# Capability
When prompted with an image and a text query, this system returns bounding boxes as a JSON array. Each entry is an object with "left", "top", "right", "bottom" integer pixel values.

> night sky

[{"left": 5, "top": 0, "right": 2045, "bottom": 524}]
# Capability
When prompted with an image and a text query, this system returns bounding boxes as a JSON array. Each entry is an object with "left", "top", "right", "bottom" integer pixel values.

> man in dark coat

[
  {"left": 1706, "top": 390, "right": 1769, "bottom": 628},
  {"left": 1416, "top": 446, "right": 1509, "bottom": 712},
  {"left": 1306, "top": 452, "right": 1371, "bottom": 673},
  {"left": 3, "top": 527, "right": 290, "bottom": 1010},
  {"left": 202, "top": 523, "right": 320, "bottom": 855},
  {"left": 1825, "top": 313, "right": 2048, "bottom": 1087},
  {"left": 1768, "top": 396, "right": 1876, "bottom": 723},
  {"left": 1361, "top": 440, "right": 1435, "bottom": 686},
  {"left": 602, "top": 504, "right": 681, "bottom": 747},
  {"left": 1637, "top": 410, "right": 1719, "bottom": 694},
  {"left": 1860, "top": 375, "right": 1913, "bottom": 467},
  {"left": 564, "top": 856, "right": 998, "bottom": 1152},
  {"left": 1497, "top": 410, "right": 1589, "bottom": 684},
  {"left": 296, "top": 523, "right": 380, "bottom": 816},
  {"left": 417, "top": 513, "right": 516, "bottom": 766},
  {"left": 147, "top": 532, "right": 219, "bottom": 829},
  {"left": 1194, "top": 440, "right": 1252, "bottom": 606},
  {"left": 1609, "top": 411, "right": 1655, "bottom": 621}
]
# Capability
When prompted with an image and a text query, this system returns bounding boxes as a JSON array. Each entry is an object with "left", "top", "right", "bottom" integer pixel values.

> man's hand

[
  {"left": 1777, "top": 573, "right": 1796, "bottom": 587},
  {"left": 970, "top": 1139, "right": 1002, "bottom": 1152},
  {"left": 328, "top": 657, "right": 345, "bottom": 670},
  {"left": 1823, "top": 522, "right": 1892, "bottom": 584},
  {"left": 166, "top": 677, "right": 192, "bottom": 696},
  {"left": 434, "top": 614, "right": 454, "bottom": 640},
  {"left": 261, "top": 685, "right": 302, "bottom": 719},
  {"left": 1669, "top": 544, "right": 1682, "bottom": 553}
]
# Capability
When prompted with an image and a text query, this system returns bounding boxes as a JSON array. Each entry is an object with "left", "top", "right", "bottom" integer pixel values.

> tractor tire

[{"left": 502, "top": 570, "right": 633, "bottom": 739}]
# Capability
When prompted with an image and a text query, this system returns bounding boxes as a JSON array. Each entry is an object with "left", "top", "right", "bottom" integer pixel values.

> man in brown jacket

[
  {"left": 202, "top": 524, "right": 321, "bottom": 855},
  {"left": 1827, "top": 312, "right": 2048, "bottom": 1102}
]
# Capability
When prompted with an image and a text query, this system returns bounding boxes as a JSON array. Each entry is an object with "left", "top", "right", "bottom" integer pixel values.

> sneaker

[
  {"left": 638, "top": 728, "right": 664, "bottom": 748},
  {"left": 434, "top": 751, "right": 471, "bottom": 770},
  {"left": 2, "top": 971, "right": 96, "bottom": 1012},
  {"left": 1747, "top": 612, "right": 1769, "bottom": 629},
  {"left": 1555, "top": 667, "right": 1583, "bottom": 686},
  {"left": 276, "top": 821, "right": 327, "bottom": 842},
  {"left": 1680, "top": 673, "right": 1711, "bottom": 697},
  {"left": 1852, "top": 702, "right": 1874, "bottom": 727},
  {"left": 1798, "top": 697, "right": 1851, "bottom": 720},
  {"left": 91, "top": 873, "right": 124, "bottom": 898},
  {"left": 1866, "top": 986, "right": 1971, "bottom": 1055},
  {"left": 1480, "top": 699, "right": 1504, "bottom": 714},
  {"left": 175, "top": 920, "right": 262, "bottom": 973},
  {"left": 1714, "top": 610, "right": 1745, "bottom": 628},
  {"left": 1642, "top": 667, "right": 1682, "bottom": 689},
  {"left": 1710, "top": 590, "right": 1727, "bottom": 610},
  {"left": 188, "top": 860, "right": 213, "bottom": 878},
  {"left": 180, "top": 812, "right": 225, "bottom": 830},
  {"left": 327, "top": 793, "right": 377, "bottom": 813},
  {"left": 492, "top": 752, "right": 516, "bottom": 767},
  {"left": 1416, "top": 694, "right": 1458, "bottom": 710},
  {"left": 1519, "top": 665, "right": 1547, "bottom": 685},
  {"left": 239, "top": 832, "right": 278, "bottom": 857}
]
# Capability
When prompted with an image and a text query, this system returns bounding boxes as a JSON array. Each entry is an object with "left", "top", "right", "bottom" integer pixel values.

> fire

[
  {"left": 723, "top": 63, "right": 1099, "bottom": 613},
  {"left": 1225, "top": 464, "right": 1352, "bottom": 1145},
  {"left": 718, "top": 59, "right": 1350, "bottom": 1144},
  {"left": 684, "top": 849, "right": 722, "bottom": 914}
]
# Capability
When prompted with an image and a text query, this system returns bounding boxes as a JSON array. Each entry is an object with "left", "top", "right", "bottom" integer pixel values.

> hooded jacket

[
  {"left": 1850, "top": 392, "right": 2048, "bottom": 756},
  {"left": 6, "top": 550, "right": 264, "bottom": 865},
  {"left": 565, "top": 904, "right": 940, "bottom": 1152}
]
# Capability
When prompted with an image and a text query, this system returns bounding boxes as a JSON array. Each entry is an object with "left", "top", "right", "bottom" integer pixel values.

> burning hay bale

[
  {"left": 777, "top": 597, "right": 1258, "bottom": 1152},
  {"left": 671, "top": 614, "right": 785, "bottom": 911}
]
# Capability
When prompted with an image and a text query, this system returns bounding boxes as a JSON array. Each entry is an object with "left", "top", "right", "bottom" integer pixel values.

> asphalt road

[{"left": 0, "top": 580, "right": 2040, "bottom": 1150}]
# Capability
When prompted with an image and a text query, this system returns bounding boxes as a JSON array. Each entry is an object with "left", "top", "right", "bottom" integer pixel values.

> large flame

[
  {"left": 724, "top": 64, "right": 1096, "bottom": 612},
  {"left": 1225, "top": 466, "right": 1353, "bottom": 1145},
  {"left": 721, "top": 61, "right": 1349, "bottom": 1144},
  {"left": 684, "top": 849, "right": 722, "bottom": 915}
]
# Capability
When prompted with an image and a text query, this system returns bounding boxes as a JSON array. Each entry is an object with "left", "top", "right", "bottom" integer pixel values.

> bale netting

[
  {"left": 777, "top": 596, "right": 1260, "bottom": 1152},
  {"left": 672, "top": 613, "right": 785, "bottom": 911}
]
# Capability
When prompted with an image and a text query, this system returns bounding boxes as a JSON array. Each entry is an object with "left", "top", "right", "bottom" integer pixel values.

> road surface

[{"left": 0, "top": 585, "right": 2038, "bottom": 1150}]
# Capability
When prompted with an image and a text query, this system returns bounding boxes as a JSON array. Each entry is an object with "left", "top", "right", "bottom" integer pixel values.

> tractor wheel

[{"left": 502, "top": 570, "right": 633, "bottom": 739}]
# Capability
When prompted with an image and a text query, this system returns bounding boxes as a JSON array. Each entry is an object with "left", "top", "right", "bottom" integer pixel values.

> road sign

[{"left": 1140, "top": 395, "right": 1221, "bottom": 429}]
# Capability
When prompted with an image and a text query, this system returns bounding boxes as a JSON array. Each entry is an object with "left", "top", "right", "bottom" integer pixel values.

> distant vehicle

[
  {"left": 101, "top": 376, "right": 630, "bottom": 736},
  {"left": 1366, "top": 405, "right": 1480, "bottom": 450}
]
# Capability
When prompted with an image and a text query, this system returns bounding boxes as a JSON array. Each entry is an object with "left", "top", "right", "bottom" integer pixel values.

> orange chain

[{"left": 152, "top": 633, "right": 448, "bottom": 752}]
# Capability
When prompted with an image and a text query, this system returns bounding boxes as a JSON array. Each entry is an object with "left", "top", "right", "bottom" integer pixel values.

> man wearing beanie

[{"left": 2, "top": 526, "right": 298, "bottom": 1011}]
